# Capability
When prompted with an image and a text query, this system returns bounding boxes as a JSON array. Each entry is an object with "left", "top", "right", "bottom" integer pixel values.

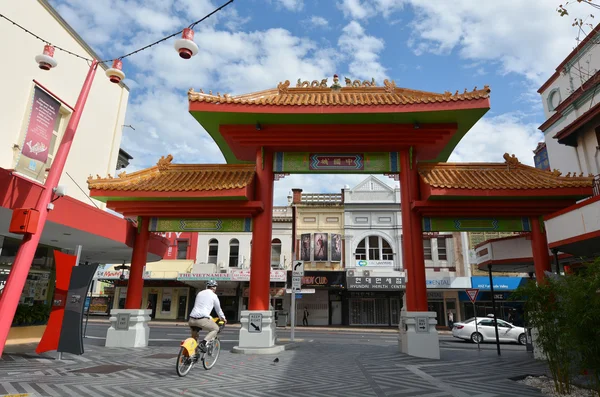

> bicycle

[{"left": 176, "top": 317, "right": 225, "bottom": 377}]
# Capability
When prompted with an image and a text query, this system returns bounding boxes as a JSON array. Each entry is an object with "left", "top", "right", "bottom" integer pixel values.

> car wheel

[
  {"left": 471, "top": 332, "right": 483, "bottom": 344},
  {"left": 518, "top": 333, "right": 526, "bottom": 345}
]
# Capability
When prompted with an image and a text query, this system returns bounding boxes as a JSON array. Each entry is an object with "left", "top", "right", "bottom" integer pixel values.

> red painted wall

[{"left": 158, "top": 232, "right": 197, "bottom": 261}]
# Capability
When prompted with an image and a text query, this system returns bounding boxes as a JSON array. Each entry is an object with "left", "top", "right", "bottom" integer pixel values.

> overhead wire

[{"left": 0, "top": 0, "right": 234, "bottom": 64}]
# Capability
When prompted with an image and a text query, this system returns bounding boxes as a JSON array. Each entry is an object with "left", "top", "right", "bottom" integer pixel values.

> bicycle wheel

[
  {"left": 176, "top": 346, "right": 195, "bottom": 377},
  {"left": 202, "top": 338, "right": 221, "bottom": 370}
]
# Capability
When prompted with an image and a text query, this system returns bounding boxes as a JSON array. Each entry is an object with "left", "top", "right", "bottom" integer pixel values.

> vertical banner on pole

[{"left": 36, "top": 251, "right": 77, "bottom": 354}]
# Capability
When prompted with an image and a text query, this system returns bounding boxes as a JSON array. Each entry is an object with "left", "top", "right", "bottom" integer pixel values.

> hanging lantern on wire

[
  {"left": 105, "top": 59, "right": 125, "bottom": 84},
  {"left": 35, "top": 45, "right": 58, "bottom": 70},
  {"left": 174, "top": 28, "right": 199, "bottom": 59}
]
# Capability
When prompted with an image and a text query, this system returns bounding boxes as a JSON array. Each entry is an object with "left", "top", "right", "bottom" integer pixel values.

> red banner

[
  {"left": 36, "top": 250, "right": 76, "bottom": 354},
  {"left": 22, "top": 86, "right": 61, "bottom": 163}
]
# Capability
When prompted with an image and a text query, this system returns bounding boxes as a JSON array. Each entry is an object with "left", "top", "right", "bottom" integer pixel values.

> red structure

[{"left": 87, "top": 77, "right": 594, "bottom": 355}]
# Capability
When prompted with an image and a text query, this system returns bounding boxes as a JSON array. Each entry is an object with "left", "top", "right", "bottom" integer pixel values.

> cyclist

[{"left": 188, "top": 280, "right": 227, "bottom": 353}]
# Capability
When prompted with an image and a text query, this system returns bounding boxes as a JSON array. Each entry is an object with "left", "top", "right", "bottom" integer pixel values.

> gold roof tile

[
  {"left": 188, "top": 77, "right": 491, "bottom": 107},
  {"left": 419, "top": 153, "right": 595, "bottom": 190},
  {"left": 87, "top": 155, "right": 255, "bottom": 192}
]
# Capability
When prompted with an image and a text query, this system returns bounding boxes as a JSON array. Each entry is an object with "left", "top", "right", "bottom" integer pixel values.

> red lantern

[
  {"left": 174, "top": 28, "right": 199, "bottom": 59},
  {"left": 105, "top": 59, "right": 125, "bottom": 84},
  {"left": 35, "top": 45, "right": 58, "bottom": 70}
]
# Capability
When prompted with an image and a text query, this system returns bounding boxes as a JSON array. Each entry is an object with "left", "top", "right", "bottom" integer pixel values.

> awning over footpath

[{"left": 0, "top": 168, "right": 168, "bottom": 263}]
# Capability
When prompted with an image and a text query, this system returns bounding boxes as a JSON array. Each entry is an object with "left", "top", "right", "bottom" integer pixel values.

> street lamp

[{"left": 115, "top": 263, "right": 130, "bottom": 281}]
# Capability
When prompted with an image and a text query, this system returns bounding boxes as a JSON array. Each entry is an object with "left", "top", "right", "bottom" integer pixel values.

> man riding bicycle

[{"left": 188, "top": 280, "right": 227, "bottom": 353}]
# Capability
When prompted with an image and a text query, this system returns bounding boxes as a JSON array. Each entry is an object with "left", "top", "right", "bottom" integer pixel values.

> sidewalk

[{"left": 0, "top": 336, "right": 547, "bottom": 396}]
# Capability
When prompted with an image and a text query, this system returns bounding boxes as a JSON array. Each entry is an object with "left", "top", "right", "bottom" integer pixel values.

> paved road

[
  {"left": 0, "top": 323, "right": 543, "bottom": 397},
  {"left": 82, "top": 322, "right": 528, "bottom": 353}
]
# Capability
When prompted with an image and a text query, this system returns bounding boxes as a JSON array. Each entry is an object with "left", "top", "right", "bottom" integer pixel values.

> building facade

[{"left": 1, "top": 0, "right": 167, "bottom": 347}]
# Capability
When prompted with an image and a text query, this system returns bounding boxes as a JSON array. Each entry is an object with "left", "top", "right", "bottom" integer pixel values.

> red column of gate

[
  {"left": 125, "top": 217, "right": 150, "bottom": 309},
  {"left": 248, "top": 148, "right": 274, "bottom": 310},
  {"left": 399, "top": 149, "right": 416, "bottom": 310},
  {"left": 408, "top": 151, "right": 428, "bottom": 312},
  {"left": 530, "top": 216, "right": 551, "bottom": 284}
]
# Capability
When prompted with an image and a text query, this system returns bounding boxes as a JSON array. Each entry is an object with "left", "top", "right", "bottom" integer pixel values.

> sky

[{"left": 46, "top": 0, "right": 595, "bottom": 205}]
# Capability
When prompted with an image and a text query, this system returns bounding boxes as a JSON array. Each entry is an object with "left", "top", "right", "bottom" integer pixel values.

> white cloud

[
  {"left": 338, "top": 21, "right": 387, "bottom": 81},
  {"left": 448, "top": 112, "right": 543, "bottom": 166},
  {"left": 337, "top": 0, "right": 374, "bottom": 20},
  {"left": 307, "top": 16, "right": 329, "bottom": 28},
  {"left": 273, "top": 0, "right": 304, "bottom": 12}
]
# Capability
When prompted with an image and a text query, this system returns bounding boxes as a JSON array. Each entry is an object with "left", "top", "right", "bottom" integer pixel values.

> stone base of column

[
  {"left": 398, "top": 311, "right": 440, "bottom": 359},
  {"left": 232, "top": 310, "right": 286, "bottom": 354},
  {"left": 105, "top": 309, "right": 151, "bottom": 348},
  {"left": 531, "top": 327, "right": 544, "bottom": 360}
]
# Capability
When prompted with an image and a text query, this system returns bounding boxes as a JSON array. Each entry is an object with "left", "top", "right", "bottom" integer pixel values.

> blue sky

[{"left": 46, "top": 0, "right": 593, "bottom": 204}]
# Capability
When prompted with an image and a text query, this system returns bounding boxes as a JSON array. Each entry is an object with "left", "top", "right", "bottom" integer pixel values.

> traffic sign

[
  {"left": 248, "top": 313, "right": 262, "bottom": 333},
  {"left": 292, "top": 276, "right": 302, "bottom": 292},
  {"left": 466, "top": 288, "right": 479, "bottom": 303},
  {"left": 292, "top": 261, "right": 304, "bottom": 277}
]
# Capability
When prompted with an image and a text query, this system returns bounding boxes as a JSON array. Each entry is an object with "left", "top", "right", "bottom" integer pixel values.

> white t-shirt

[{"left": 189, "top": 289, "right": 226, "bottom": 320}]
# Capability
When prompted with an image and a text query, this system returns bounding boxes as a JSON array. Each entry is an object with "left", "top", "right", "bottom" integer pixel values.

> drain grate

[
  {"left": 71, "top": 365, "right": 131, "bottom": 374},
  {"left": 145, "top": 353, "right": 178, "bottom": 359}
]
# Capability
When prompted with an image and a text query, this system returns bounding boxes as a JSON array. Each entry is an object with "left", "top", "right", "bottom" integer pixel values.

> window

[
  {"left": 354, "top": 236, "right": 394, "bottom": 261},
  {"left": 478, "top": 319, "right": 494, "bottom": 327},
  {"left": 271, "top": 238, "right": 282, "bottom": 267},
  {"left": 437, "top": 238, "right": 447, "bottom": 260},
  {"left": 176, "top": 240, "right": 189, "bottom": 259},
  {"left": 423, "top": 239, "right": 432, "bottom": 260},
  {"left": 208, "top": 239, "right": 218, "bottom": 264},
  {"left": 355, "top": 239, "right": 367, "bottom": 260},
  {"left": 228, "top": 239, "right": 239, "bottom": 267},
  {"left": 382, "top": 239, "right": 393, "bottom": 260},
  {"left": 368, "top": 236, "right": 380, "bottom": 260}
]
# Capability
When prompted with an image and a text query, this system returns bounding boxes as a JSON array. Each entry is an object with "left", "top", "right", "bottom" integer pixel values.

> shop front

[
  {"left": 285, "top": 271, "right": 345, "bottom": 326},
  {"left": 425, "top": 277, "right": 471, "bottom": 327},
  {"left": 345, "top": 275, "right": 404, "bottom": 326},
  {"left": 460, "top": 276, "right": 528, "bottom": 326}
]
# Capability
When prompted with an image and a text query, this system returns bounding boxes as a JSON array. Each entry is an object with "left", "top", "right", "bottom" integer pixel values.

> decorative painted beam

[
  {"left": 273, "top": 152, "right": 400, "bottom": 174},
  {"left": 422, "top": 217, "right": 532, "bottom": 232},
  {"left": 147, "top": 217, "right": 253, "bottom": 232}
]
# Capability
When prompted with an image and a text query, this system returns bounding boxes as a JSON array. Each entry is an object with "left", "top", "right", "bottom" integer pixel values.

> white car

[{"left": 452, "top": 317, "right": 526, "bottom": 345}]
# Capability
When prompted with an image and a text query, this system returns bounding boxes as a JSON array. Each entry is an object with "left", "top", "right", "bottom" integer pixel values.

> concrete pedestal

[
  {"left": 398, "top": 311, "right": 440, "bottom": 359},
  {"left": 105, "top": 309, "right": 151, "bottom": 348},
  {"left": 531, "top": 327, "right": 545, "bottom": 360},
  {"left": 233, "top": 310, "right": 285, "bottom": 354}
]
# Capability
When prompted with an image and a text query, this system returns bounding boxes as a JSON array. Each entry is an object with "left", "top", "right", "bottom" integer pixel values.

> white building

[
  {"left": 1, "top": 0, "right": 165, "bottom": 346},
  {"left": 183, "top": 207, "right": 293, "bottom": 321},
  {"left": 343, "top": 176, "right": 470, "bottom": 327},
  {"left": 478, "top": 24, "right": 600, "bottom": 273}
]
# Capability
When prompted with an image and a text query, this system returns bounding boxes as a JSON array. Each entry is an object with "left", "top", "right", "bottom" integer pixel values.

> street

[{"left": 81, "top": 321, "right": 528, "bottom": 353}]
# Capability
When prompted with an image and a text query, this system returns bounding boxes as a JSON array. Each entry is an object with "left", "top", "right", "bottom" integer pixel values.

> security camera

[{"left": 53, "top": 185, "right": 67, "bottom": 197}]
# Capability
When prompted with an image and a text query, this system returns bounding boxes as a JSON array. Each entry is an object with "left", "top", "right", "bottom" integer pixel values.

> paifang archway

[{"left": 88, "top": 76, "right": 594, "bottom": 358}]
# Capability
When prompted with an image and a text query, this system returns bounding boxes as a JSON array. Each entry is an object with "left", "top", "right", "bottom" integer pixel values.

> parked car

[{"left": 451, "top": 317, "right": 526, "bottom": 345}]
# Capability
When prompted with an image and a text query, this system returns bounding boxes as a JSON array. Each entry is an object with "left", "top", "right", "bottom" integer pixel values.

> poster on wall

[
  {"left": 161, "top": 288, "right": 172, "bottom": 313},
  {"left": 15, "top": 86, "right": 61, "bottom": 181},
  {"left": 314, "top": 233, "right": 328, "bottom": 261},
  {"left": 330, "top": 234, "right": 342, "bottom": 262},
  {"left": 300, "top": 234, "right": 311, "bottom": 261}
]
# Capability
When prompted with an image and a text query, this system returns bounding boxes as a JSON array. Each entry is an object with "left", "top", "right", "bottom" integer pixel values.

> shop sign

[
  {"left": 230, "top": 269, "right": 286, "bottom": 282},
  {"left": 347, "top": 276, "right": 404, "bottom": 290},
  {"left": 287, "top": 271, "right": 345, "bottom": 287},
  {"left": 243, "top": 287, "right": 286, "bottom": 298},
  {"left": 426, "top": 277, "right": 471, "bottom": 289},
  {"left": 354, "top": 260, "right": 394, "bottom": 267},
  {"left": 427, "top": 291, "right": 443, "bottom": 300},
  {"left": 470, "top": 277, "right": 525, "bottom": 291},
  {"left": 96, "top": 270, "right": 152, "bottom": 280},
  {"left": 177, "top": 273, "right": 231, "bottom": 281}
]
